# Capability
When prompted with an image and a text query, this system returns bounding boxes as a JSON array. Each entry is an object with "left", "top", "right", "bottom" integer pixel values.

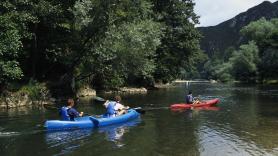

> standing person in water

[
  {"left": 60, "top": 98, "right": 84, "bottom": 121},
  {"left": 185, "top": 91, "right": 200, "bottom": 105},
  {"left": 104, "top": 96, "right": 129, "bottom": 117}
]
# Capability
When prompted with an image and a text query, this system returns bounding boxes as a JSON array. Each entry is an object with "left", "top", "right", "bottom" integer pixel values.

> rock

[
  {"left": 154, "top": 83, "right": 173, "bottom": 88},
  {"left": 0, "top": 100, "right": 6, "bottom": 109},
  {"left": 103, "top": 87, "right": 148, "bottom": 94},
  {"left": 0, "top": 90, "right": 54, "bottom": 109},
  {"left": 210, "top": 79, "right": 218, "bottom": 84},
  {"left": 76, "top": 86, "right": 96, "bottom": 97},
  {"left": 3, "top": 93, "right": 32, "bottom": 108},
  {"left": 119, "top": 87, "right": 147, "bottom": 93}
]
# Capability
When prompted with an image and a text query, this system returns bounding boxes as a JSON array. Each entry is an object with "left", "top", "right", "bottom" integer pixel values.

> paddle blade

[{"left": 133, "top": 107, "right": 146, "bottom": 114}]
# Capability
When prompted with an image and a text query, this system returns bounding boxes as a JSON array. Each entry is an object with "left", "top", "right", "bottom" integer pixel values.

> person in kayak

[
  {"left": 185, "top": 91, "right": 200, "bottom": 105},
  {"left": 104, "top": 96, "right": 129, "bottom": 117},
  {"left": 60, "top": 98, "right": 84, "bottom": 121}
]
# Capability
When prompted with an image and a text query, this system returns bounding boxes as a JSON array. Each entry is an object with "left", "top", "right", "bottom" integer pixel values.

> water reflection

[
  {"left": 98, "top": 119, "right": 141, "bottom": 148},
  {"left": 46, "top": 129, "right": 93, "bottom": 155},
  {"left": 171, "top": 107, "right": 220, "bottom": 119},
  {"left": 45, "top": 119, "right": 141, "bottom": 155}
]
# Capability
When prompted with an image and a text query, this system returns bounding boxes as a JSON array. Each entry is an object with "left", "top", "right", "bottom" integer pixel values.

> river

[{"left": 1, "top": 82, "right": 278, "bottom": 156}]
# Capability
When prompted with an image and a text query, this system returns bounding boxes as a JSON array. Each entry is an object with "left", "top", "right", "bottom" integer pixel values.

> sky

[{"left": 194, "top": 0, "right": 277, "bottom": 27}]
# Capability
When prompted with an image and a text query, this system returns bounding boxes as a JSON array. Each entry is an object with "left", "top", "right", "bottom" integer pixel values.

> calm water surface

[{"left": 1, "top": 83, "right": 278, "bottom": 156}]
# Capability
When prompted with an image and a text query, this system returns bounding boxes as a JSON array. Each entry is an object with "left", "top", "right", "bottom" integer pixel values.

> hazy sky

[{"left": 194, "top": 0, "right": 277, "bottom": 26}]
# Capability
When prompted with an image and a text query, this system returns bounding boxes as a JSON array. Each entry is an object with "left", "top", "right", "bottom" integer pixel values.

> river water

[{"left": 1, "top": 82, "right": 278, "bottom": 156}]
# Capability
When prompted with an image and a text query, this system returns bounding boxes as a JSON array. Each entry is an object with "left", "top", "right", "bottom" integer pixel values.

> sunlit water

[{"left": 1, "top": 83, "right": 278, "bottom": 156}]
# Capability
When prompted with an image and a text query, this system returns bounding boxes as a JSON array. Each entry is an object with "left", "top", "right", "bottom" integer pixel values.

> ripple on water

[
  {"left": 197, "top": 125, "right": 274, "bottom": 156},
  {"left": 46, "top": 129, "right": 93, "bottom": 148},
  {"left": 0, "top": 131, "right": 21, "bottom": 137}
]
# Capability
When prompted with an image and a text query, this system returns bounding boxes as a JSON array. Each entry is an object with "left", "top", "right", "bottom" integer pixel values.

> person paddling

[
  {"left": 185, "top": 91, "right": 200, "bottom": 105},
  {"left": 104, "top": 96, "right": 129, "bottom": 117},
  {"left": 60, "top": 98, "right": 84, "bottom": 121}
]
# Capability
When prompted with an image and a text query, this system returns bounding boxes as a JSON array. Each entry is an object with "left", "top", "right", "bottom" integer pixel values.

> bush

[{"left": 18, "top": 80, "right": 49, "bottom": 100}]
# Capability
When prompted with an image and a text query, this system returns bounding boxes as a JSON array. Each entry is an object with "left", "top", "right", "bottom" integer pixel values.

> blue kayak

[
  {"left": 90, "top": 109, "right": 140, "bottom": 127},
  {"left": 44, "top": 109, "right": 140, "bottom": 131}
]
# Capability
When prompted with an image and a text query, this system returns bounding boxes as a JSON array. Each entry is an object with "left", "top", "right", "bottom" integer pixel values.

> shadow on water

[{"left": 45, "top": 119, "right": 141, "bottom": 156}]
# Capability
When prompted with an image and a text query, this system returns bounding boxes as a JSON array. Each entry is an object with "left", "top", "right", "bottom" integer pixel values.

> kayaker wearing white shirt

[{"left": 104, "top": 96, "right": 129, "bottom": 117}]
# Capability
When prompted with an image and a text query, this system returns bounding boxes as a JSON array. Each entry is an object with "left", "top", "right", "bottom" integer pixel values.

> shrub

[{"left": 18, "top": 80, "right": 49, "bottom": 100}]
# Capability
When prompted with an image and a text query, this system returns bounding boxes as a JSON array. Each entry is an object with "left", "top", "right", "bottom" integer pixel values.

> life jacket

[
  {"left": 106, "top": 101, "right": 117, "bottom": 117},
  {"left": 60, "top": 106, "right": 70, "bottom": 121}
]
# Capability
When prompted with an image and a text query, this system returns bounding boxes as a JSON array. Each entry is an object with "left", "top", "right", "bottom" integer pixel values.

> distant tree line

[
  {"left": 0, "top": 0, "right": 205, "bottom": 93},
  {"left": 203, "top": 18, "right": 278, "bottom": 83}
]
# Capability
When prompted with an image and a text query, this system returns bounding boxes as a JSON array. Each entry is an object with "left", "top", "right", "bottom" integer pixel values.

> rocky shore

[
  {"left": 76, "top": 85, "right": 96, "bottom": 97},
  {"left": 103, "top": 87, "right": 148, "bottom": 94},
  {"left": 0, "top": 92, "right": 55, "bottom": 109},
  {"left": 0, "top": 86, "right": 149, "bottom": 109}
]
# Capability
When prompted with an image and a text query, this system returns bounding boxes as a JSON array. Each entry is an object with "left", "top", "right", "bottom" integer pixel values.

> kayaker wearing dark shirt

[
  {"left": 186, "top": 91, "right": 200, "bottom": 105},
  {"left": 60, "top": 98, "right": 84, "bottom": 121},
  {"left": 186, "top": 91, "right": 194, "bottom": 104}
]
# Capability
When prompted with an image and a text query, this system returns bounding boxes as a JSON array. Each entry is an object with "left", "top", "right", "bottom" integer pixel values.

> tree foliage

[
  {"left": 152, "top": 0, "right": 203, "bottom": 82},
  {"left": 84, "top": 20, "right": 163, "bottom": 89},
  {"left": 203, "top": 18, "right": 278, "bottom": 83},
  {"left": 229, "top": 41, "right": 259, "bottom": 82},
  {"left": 241, "top": 18, "right": 278, "bottom": 81},
  {"left": 0, "top": 5, "right": 26, "bottom": 85},
  {"left": 0, "top": 0, "right": 203, "bottom": 92}
]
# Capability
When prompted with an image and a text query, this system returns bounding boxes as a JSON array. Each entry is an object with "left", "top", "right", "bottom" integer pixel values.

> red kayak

[{"left": 170, "top": 98, "right": 219, "bottom": 109}]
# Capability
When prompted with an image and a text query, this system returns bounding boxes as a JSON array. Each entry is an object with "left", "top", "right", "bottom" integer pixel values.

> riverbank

[
  {"left": 174, "top": 79, "right": 217, "bottom": 83},
  {"left": 0, "top": 82, "right": 56, "bottom": 109},
  {"left": 1, "top": 79, "right": 218, "bottom": 109},
  {"left": 100, "top": 87, "right": 148, "bottom": 94},
  {"left": 0, "top": 91, "right": 55, "bottom": 109},
  {"left": 0, "top": 84, "right": 149, "bottom": 109}
]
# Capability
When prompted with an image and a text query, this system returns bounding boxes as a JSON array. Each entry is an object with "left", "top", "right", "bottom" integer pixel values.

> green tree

[
  {"left": 0, "top": 0, "right": 207, "bottom": 93},
  {"left": 229, "top": 41, "right": 259, "bottom": 82},
  {"left": 152, "top": 0, "right": 202, "bottom": 82},
  {"left": 72, "top": 0, "right": 163, "bottom": 89},
  {"left": 82, "top": 20, "right": 162, "bottom": 89},
  {"left": 203, "top": 59, "right": 233, "bottom": 82},
  {"left": 0, "top": 15, "right": 23, "bottom": 86},
  {"left": 0, "top": 0, "right": 37, "bottom": 88},
  {"left": 260, "top": 48, "right": 278, "bottom": 80},
  {"left": 241, "top": 18, "right": 278, "bottom": 81},
  {"left": 241, "top": 18, "right": 278, "bottom": 50}
]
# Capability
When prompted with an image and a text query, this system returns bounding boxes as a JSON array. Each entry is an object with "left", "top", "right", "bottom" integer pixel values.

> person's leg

[
  {"left": 117, "top": 110, "right": 126, "bottom": 116},
  {"left": 193, "top": 100, "right": 199, "bottom": 105}
]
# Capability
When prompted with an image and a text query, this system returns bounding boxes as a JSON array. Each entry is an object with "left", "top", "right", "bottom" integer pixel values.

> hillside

[{"left": 198, "top": 1, "right": 278, "bottom": 56}]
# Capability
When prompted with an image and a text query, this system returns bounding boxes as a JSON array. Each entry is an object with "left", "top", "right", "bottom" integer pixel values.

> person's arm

[
  {"left": 118, "top": 103, "right": 129, "bottom": 110},
  {"left": 70, "top": 108, "right": 83, "bottom": 117},
  {"left": 79, "top": 111, "right": 84, "bottom": 116},
  {"left": 103, "top": 100, "right": 110, "bottom": 108}
]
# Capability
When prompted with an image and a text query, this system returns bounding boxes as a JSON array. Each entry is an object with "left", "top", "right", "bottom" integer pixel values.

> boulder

[{"left": 76, "top": 86, "right": 96, "bottom": 97}]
